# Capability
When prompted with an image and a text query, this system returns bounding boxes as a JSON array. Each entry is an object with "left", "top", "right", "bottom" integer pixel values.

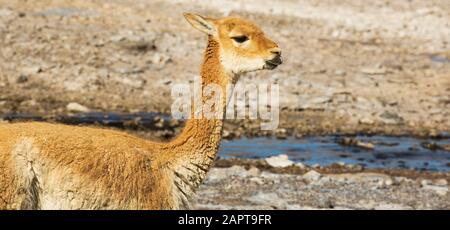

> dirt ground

[
  {"left": 0, "top": 0, "right": 449, "bottom": 137},
  {"left": 194, "top": 162, "right": 450, "bottom": 210}
]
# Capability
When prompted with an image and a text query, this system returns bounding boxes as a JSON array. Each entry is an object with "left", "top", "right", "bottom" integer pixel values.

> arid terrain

[
  {"left": 1, "top": 0, "right": 450, "bottom": 209},
  {"left": 1, "top": 0, "right": 449, "bottom": 136},
  {"left": 195, "top": 160, "right": 450, "bottom": 210}
]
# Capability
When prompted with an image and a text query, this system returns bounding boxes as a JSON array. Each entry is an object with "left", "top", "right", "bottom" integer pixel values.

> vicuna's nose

[{"left": 270, "top": 47, "right": 281, "bottom": 56}]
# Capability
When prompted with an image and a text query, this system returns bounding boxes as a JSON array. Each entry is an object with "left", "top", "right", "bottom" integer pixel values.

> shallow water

[
  {"left": 3, "top": 112, "right": 450, "bottom": 172},
  {"left": 219, "top": 136, "right": 450, "bottom": 172}
]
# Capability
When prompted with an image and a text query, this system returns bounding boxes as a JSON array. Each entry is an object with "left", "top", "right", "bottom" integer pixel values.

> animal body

[{"left": 0, "top": 13, "right": 282, "bottom": 209}]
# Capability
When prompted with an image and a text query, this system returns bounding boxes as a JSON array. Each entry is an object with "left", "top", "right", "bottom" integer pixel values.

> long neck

[{"left": 166, "top": 37, "right": 231, "bottom": 207}]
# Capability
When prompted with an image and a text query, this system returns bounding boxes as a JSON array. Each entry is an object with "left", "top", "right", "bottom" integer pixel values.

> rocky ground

[
  {"left": 0, "top": 0, "right": 449, "bottom": 137},
  {"left": 194, "top": 160, "right": 450, "bottom": 210}
]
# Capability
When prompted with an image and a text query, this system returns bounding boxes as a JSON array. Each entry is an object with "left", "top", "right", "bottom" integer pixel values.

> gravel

[{"left": 194, "top": 162, "right": 450, "bottom": 210}]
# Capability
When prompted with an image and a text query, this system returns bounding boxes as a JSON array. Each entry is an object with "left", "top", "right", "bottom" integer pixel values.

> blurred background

[{"left": 0, "top": 0, "right": 449, "bottom": 209}]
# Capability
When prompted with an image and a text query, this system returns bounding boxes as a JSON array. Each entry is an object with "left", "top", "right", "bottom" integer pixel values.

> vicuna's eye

[{"left": 231, "top": 35, "right": 249, "bottom": 43}]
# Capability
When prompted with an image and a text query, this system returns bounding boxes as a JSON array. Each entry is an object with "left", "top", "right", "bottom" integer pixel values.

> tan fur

[{"left": 0, "top": 13, "right": 281, "bottom": 210}]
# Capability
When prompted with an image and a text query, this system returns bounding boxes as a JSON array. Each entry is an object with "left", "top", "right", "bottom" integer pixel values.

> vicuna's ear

[{"left": 183, "top": 12, "right": 217, "bottom": 35}]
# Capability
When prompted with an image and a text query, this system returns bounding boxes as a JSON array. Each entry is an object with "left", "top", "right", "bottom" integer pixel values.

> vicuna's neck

[
  {"left": 171, "top": 38, "right": 229, "bottom": 156},
  {"left": 166, "top": 37, "right": 232, "bottom": 208},
  {"left": 171, "top": 37, "right": 230, "bottom": 153}
]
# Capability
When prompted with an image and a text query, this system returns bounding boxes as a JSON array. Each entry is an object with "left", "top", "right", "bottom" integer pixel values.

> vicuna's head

[{"left": 184, "top": 13, "right": 282, "bottom": 75}]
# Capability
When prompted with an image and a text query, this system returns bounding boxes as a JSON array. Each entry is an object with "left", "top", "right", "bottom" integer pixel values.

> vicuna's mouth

[{"left": 264, "top": 55, "right": 283, "bottom": 70}]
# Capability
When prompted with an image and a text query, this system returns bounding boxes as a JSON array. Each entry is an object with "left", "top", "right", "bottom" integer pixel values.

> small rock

[
  {"left": 246, "top": 192, "right": 287, "bottom": 209},
  {"left": 379, "top": 111, "right": 403, "bottom": 125},
  {"left": 0, "top": 8, "right": 13, "bottom": 17},
  {"left": 394, "top": 177, "right": 413, "bottom": 184},
  {"left": 310, "top": 96, "right": 332, "bottom": 105},
  {"left": 275, "top": 128, "right": 287, "bottom": 139},
  {"left": 377, "top": 178, "right": 393, "bottom": 188},
  {"left": 24, "top": 66, "right": 42, "bottom": 75},
  {"left": 153, "top": 116, "right": 165, "bottom": 128},
  {"left": 318, "top": 176, "right": 332, "bottom": 184},
  {"left": 97, "top": 69, "right": 109, "bottom": 78},
  {"left": 115, "top": 67, "right": 144, "bottom": 75},
  {"left": 222, "top": 130, "right": 231, "bottom": 139},
  {"left": 356, "top": 141, "right": 375, "bottom": 149},
  {"left": 123, "top": 118, "right": 141, "bottom": 129},
  {"left": 249, "top": 177, "right": 264, "bottom": 185},
  {"left": 155, "top": 130, "right": 174, "bottom": 139},
  {"left": 421, "top": 142, "right": 449, "bottom": 152},
  {"left": 415, "top": 8, "right": 435, "bottom": 16},
  {"left": 169, "top": 119, "right": 180, "bottom": 128},
  {"left": 227, "top": 165, "right": 248, "bottom": 177},
  {"left": 295, "top": 162, "right": 306, "bottom": 169},
  {"left": 351, "top": 164, "right": 364, "bottom": 171},
  {"left": 122, "top": 40, "right": 154, "bottom": 52},
  {"left": 421, "top": 179, "right": 433, "bottom": 187},
  {"left": 16, "top": 75, "right": 28, "bottom": 83},
  {"left": 331, "top": 30, "right": 341, "bottom": 38},
  {"left": 247, "top": 167, "right": 260, "bottom": 177},
  {"left": 207, "top": 165, "right": 248, "bottom": 181},
  {"left": 359, "top": 116, "right": 375, "bottom": 125},
  {"left": 66, "top": 102, "right": 90, "bottom": 113},
  {"left": 260, "top": 171, "right": 279, "bottom": 179},
  {"left": 20, "top": 99, "right": 38, "bottom": 107},
  {"left": 110, "top": 34, "right": 126, "bottom": 42},
  {"left": 303, "top": 170, "right": 322, "bottom": 182},
  {"left": 151, "top": 53, "right": 171, "bottom": 67},
  {"left": 222, "top": 130, "right": 239, "bottom": 140},
  {"left": 298, "top": 96, "right": 331, "bottom": 110},
  {"left": 63, "top": 81, "right": 84, "bottom": 92},
  {"left": 265, "top": 154, "right": 294, "bottom": 168},
  {"left": 385, "top": 178, "right": 394, "bottom": 186},
  {"left": 422, "top": 185, "right": 449, "bottom": 196},
  {"left": 337, "top": 137, "right": 375, "bottom": 149},
  {"left": 316, "top": 198, "right": 334, "bottom": 209},
  {"left": 434, "top": 179, "right": 448, "bottom": 186},
  {"left": 361, "top": 66, "right": 388, "bottom": 75},
  {"left": 334, "top": 69, "right": 346, "bottom": 76}
]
